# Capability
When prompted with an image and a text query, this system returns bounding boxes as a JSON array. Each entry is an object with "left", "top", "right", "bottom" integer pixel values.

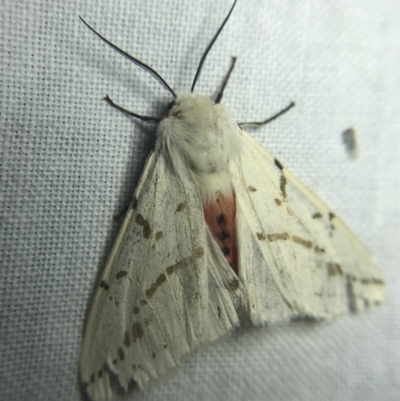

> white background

[{"left": 1, "top": 0, "right": 399, "bottom": 400}]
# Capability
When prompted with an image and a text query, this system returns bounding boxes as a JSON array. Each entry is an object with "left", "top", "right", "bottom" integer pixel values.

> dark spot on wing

[
  {"left": 132, "top": 323, "right": 144, "bottom": 342},
  {"left": 314, "top": 245, "right": 325, "bottom": 253},
  {"left": 329, "top": 212, "right": 335, "bottom": 220},
  {"left": 130, "top": 195, "right": 138, "bottom": 210},
  {"left": 327, "top": 262, "right": 343, "bottom": 276},
  {"left": 145, "top": 273, "right": 167, "bottom": 299},
  {"left": 280, "top": 175, "right": 287, "bottom": 198},
  {"left": 268, "top": 232, "right": 290, "bottom": 242},
  {"left": 275, "top": 198, "right": 282, "bottom": 205},
  {"left": 274, "top": 158, "right": 284, "bottom": 170},
  {"left": 123, "top": 331, "right": 130, "bottom": 347},
  {"left": 135, "top": 214, "right": 151, "bottom": 238},
  {"left": 132, "top": 306, "right": 139, "bottom": 314},
  {"left": 166, "top": 247, "right": 204, "bottom": 276},
  {"left": 98, "top": 370, "right": 103, "bottom": 378},
  {"left": 228, "top": 278, "right": 240, "bottom": 291},
  {"left": 257, "top": 232, "right": 267, "bottom": 240},
  {"left": 118, "top": 347, "right": 125, "bottom": 361},
  {"left": 90, "top": 374, "right": 95, "bottom": 384},
  {"left": 193, "top": 247, "right": 204, "bottom": 258},
  {"left": 116, "top": 271, "right": 128, "bottom": 280},
  {"left": 217, "top": 306, "right": 221, "bottom": 318},
  {"left": 165, "top": 247, "right": 204, "bottom": 276},
  {"left": 140, "top": 299, "right": 147, "bottom": 306},
  {"left": 155, "top": 231, "right": 163, "bottom": 241},
  {"left": 312, "top": 212, "right": 322, "bottom": 219},
  {"left": 152, "top": 352, "right": 156, "bottom": 359},
  {"left": 99, "top": 280, "right": 109, "bottom": 291},
  {"left": 292, "top": 235, "right": 313, "bottom": 249},
  {"left": 360, "top": 278, "right": 384, "bottom": 285},
  {"left": 176, "top": 202, "right": 187, "bottom": 212},
  {"left": 248, "top": 186, "right": 257, "bottom": 192},
  {"left": 327, "top": 263, "right": 336, "bottom": 276}
]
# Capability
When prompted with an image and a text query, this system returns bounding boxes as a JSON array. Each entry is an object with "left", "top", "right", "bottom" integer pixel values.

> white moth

[
  {"left": 79, "top": 2, "right": 384, "bottom": 400},
  {"left": 342, "top": 127, "right": 359, "bottom": 159}
]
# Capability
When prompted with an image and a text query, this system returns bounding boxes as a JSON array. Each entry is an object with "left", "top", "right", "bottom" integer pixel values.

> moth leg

[
  {"left": 215, "top": 56, "right": 237, "bottom": 104},
  {"left": 104, "top": 95, "right": 161, "bottom": 123},
  {"left": 238, "top": 101, "right": 295, "bottom": 127}
]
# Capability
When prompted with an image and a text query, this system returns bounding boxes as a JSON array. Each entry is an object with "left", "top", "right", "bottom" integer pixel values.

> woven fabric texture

[{"left": 1, "top": 1, "right": 399, "bottom": 400}]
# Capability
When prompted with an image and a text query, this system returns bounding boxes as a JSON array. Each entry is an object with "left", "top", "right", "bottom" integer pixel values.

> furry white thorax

[{"left": 157, "top": 93, "right": 242, "bottom": 203}]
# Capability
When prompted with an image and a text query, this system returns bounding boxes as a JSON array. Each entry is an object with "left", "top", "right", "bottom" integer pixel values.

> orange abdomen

[{"left": 203, "top": 193, "right": 238, "bottom": 275}]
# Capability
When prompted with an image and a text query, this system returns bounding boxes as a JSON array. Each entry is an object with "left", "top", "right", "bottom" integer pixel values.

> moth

[{"left": 79, "top": 1, "right": 384, "bottom": 400}]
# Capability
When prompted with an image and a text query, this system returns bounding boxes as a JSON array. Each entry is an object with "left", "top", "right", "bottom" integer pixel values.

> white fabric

[{"left": 1, "top": 1, "right": 399, "bottom": 400}]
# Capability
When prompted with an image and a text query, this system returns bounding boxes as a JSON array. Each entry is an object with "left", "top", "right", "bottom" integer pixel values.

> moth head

[
  {"left": 158, "top": 91, "right": 241, "bottom": 157},
  {"left": 160, "top": 92, "right": 239, "bottom": 137},
  {"left": 157, "top": 93, "right": 241, "bottom": 195},
  {"left": 165, "top": 93, "right": 213, "bottom": 119}
]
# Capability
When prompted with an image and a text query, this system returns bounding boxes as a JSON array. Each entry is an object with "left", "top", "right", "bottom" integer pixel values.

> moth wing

[
  {"left": 80, "top": 143, "right": 241, "bottom": 401},
  {"left": 233, "top": 130, "right": 384, "bottom": 325}
]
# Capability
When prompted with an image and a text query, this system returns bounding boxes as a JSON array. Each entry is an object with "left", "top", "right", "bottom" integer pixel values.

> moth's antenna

[
  {"left": 191, "top": 0, "right": 237, "bottom": 93},
  {"left": 79, "top": 16, "right": 177, "bottom": 98}
]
